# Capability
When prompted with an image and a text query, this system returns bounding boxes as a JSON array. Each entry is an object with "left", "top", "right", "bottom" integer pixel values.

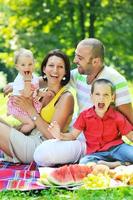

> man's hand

[
  {"left": 35, "top": 89, "right": 55, "bottom": 106},
  {"left": 48, "top": 121, "right": 61, "bottom": 139}
]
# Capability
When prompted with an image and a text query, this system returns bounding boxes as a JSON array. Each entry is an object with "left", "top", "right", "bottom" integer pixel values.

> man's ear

[
  {"left": 112, "top": 94, "right": 115, "bottom": 102},
  {"left": 92, "top": 57, "right": 100, "bottom": 65}
]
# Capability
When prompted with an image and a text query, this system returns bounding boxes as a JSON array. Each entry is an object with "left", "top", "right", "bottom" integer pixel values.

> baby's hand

[
  {"left": 23, "top": 71, "right": 32, "bottom": 82},
  {"left": 48, "top": 121, "right": 61, "bottom": 139}
]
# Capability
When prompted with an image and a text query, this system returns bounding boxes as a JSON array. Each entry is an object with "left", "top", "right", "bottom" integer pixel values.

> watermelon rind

[
  {"left": 47, "top": 165, "right": 75, "bottom": 186},
  {"left": 47, "top": 175, "right": 75, "bottom": 186}
]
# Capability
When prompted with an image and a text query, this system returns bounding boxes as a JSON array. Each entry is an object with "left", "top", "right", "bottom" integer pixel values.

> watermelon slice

[
  {"left": 69, "top": 164, "right": 92, "bottom": 182},
  {"left": 48, "top": 165, "right": 75, "bottom": 186},
  {"left": 39, "top": 167, "right": 56, "bottom": 186},
  {"left": 48, "top": 164, "right": 92, "bottom": 186}
]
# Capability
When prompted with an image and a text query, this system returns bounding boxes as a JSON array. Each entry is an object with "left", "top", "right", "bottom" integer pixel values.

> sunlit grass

[
  {"left": 128, "top": 82, "right": 133, "bottom": 105},
  {"left": 0, "top": 93, "right": 20, "bottom": 125}
]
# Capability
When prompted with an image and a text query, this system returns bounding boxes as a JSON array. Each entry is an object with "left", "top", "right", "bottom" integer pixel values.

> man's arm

[
  {"left": 126, "top": 130, "right": 133, "bottom": 141},
  {"left": 117, "top": 103, "right": 133, "bottom": 124}
]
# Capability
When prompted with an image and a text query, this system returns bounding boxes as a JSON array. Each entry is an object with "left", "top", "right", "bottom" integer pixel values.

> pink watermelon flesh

[
  {"left": 48, "top": 165, "right": 75, "bottom": 185},
  {"left": 48, "top": 164, "right": 92, "bottom": 186},
  {"left": 69, "top": 164, "right": 92, "bottom": 182}
]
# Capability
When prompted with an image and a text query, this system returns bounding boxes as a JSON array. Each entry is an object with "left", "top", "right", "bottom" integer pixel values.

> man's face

[{"left": 73, "top": 44, "right": 94, "bottom": 75}]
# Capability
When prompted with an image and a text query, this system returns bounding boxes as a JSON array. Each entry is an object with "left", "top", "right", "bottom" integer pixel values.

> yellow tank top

[{"left": 40, "top": 86, "right": 72, "bottom": 131}]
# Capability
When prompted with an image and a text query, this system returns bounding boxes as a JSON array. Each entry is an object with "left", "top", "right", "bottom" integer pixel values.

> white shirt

[
  {"left": 13, "top": 73, "right": 39, "bottom": 95},
  {"left": 70, "top": 66, "right": 132, "bottom": 114}
]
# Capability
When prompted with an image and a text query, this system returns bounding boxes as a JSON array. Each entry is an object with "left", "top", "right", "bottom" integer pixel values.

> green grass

[
  {"left": 0, "top": 91, "right": 133, "bottom": 199},
  {"left": 0, "top": 93, "right": 20, "bottom": 125},
  {"left": 0, "top": 187, "right": 133, "bottom": 200},
  {"left": 128, "top": 82, "right": 133, "bottom": 104}
]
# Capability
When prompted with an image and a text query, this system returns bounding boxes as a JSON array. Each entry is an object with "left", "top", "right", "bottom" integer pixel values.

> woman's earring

[
  {"left": 43, "top": 74, "right": 47, "bottom": 79},
  {"left": 62, "top": 76, "right": 66, "bottom": 81}
]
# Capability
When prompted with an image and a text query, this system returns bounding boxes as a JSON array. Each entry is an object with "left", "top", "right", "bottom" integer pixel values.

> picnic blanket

[
  {"left": 0, "top": 149, "right": 133, "bottom": 191},
  {"left": 1, "top": 160, "right": 133, "bottom": 191},
  {"left": 0, "top": 160, "right": 46, "bottom": 191}
]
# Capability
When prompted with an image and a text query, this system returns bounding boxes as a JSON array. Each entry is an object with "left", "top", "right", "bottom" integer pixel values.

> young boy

[{"left": 48, "top": 79, "right": 133, "bottom": 168}]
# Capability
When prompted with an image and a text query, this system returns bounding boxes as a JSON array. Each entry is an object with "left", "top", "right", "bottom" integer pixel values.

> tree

[{"left": 0, "top": 0, "right": 133, "bottom": 81}]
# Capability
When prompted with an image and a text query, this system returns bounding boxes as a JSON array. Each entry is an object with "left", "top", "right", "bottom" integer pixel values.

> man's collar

[{"left": 86, "top": 66, "right": 105, "bottom": 84}]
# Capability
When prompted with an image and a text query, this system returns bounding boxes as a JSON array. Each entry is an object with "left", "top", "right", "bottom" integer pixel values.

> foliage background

[{"left": 0, "top": 0, "right": 133, "bottom": 88}]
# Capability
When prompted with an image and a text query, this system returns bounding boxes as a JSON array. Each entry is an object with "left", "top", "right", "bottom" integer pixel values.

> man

[
  {"left": 70, "top": 38, "right": 133, "bottom": 124},
  {"left": 3, "top": 38, "right": 133, "bottom": 124}
]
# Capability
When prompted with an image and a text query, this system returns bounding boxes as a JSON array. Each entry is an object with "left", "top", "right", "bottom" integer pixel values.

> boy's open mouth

[{"left": 98, "top": 103, "right": 105, "bottom": 109}]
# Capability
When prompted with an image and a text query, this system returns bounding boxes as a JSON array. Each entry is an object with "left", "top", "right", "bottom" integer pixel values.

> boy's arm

[{"left": 48, "top": 121, "right": 81, "bottom": 140}]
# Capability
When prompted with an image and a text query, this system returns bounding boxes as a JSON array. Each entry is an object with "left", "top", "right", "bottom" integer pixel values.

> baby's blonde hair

[{"left": 14, "top": 48, "right": 34, "bottom": 64}]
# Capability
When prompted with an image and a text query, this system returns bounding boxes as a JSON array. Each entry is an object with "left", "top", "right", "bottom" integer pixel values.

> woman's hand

[
  {"left": 48, "top": 121, "right": 61, "bottom": 139},
  {"left": 13, "top": 95, "right": 35, "bottom": 115}
]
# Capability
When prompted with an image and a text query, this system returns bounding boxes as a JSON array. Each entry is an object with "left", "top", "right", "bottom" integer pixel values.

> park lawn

[
  {"left": 0, "top": 91, "right": 133, "bottom": 199},
  {"left": 0, "top": 187, "right": 133, "bottom": 200},
  {"left": 129, "top": 82, "right": 133, "bottom": 103},
  {"left": 0, "top": 93, "right": 20, "bottom": 125}
]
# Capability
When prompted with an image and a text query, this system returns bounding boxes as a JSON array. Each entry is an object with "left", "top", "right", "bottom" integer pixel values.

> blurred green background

[{"left": 0, "top": 0, "right": 133, "bottom": 92}]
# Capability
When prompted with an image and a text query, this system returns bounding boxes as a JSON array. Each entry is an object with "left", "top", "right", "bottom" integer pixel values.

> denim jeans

[{"left": 79, "top": 143, "right": 133, "bottom": 164}]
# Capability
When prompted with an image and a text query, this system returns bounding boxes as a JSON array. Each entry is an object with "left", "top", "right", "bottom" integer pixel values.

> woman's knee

[
  {"left": 34, "top": 140, "right": 58, "bottom": 167},
  {"left": 34, "top": 139, "right": 85, "bottom": 167},
  {"left": 34, "top": 144, "right": 47, "bottom": 166}
]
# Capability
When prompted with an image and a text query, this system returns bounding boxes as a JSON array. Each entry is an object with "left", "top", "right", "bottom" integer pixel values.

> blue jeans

[{"left": 79, "top": 143, "right": 133, "bottom": 164}]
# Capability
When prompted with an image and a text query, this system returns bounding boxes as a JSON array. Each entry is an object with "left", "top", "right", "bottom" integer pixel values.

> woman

[{"left": 0, "top": 49, "right": 75, "bottom": 163}]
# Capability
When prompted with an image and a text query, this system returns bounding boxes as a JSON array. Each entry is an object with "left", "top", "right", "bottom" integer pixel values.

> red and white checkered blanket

[{"left": 0, "top": 160, "right": 45, "bottom": 191}]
